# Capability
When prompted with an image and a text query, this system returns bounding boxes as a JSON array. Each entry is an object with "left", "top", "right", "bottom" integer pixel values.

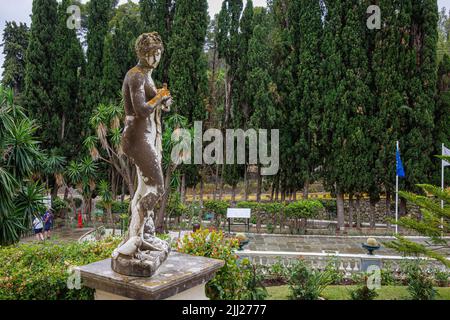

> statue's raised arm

[{"left": 111, "top": 32, "right": 172, "bottom": 277}]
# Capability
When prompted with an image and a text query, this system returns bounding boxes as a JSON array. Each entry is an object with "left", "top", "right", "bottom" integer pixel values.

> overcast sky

[{"left": 0, "top": 0, "right": 449, "bottom": 76}]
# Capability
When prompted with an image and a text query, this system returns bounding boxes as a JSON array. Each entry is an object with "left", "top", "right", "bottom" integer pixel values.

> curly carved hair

[{"left": 135, "top": 32, "right": 164, "bottom": 59}]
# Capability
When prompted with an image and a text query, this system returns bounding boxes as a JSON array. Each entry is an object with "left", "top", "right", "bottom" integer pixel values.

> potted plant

[
  {"left": 362, "top": 237, "right": 381, "bottom": 255},
  {"left": 235, "top": 233, "right": 249, "bottom": 250}
]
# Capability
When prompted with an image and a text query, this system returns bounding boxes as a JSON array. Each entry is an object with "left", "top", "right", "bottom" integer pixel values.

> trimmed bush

[
  {"left": 0, "top": 237, "right": 121, "bottom": 300},
  {"left": 203, "top": 200, "right": 229, "bottom": 217},
  {"left": 284, "top": 200, "right": 324, "bottom": 234}
]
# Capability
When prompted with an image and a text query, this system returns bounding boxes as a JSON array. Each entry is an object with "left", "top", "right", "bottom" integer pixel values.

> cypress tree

[
  {"left": 139, "top": 0, "right": 176, "bottom": 84},
  {"left": 168, "top": 0, "right": 209, "bottom": 123},
  {"left": 435, "top": 54, "right": 450, "bottom": 173},
  {"left": 321, "top": 0, "right": 373, "bottom": 229},
  {"left": 218, "top": 0, "right": 244, "bottom": 127},
  {"left": 1, "top": 22, "right": 29, "bottom": 97},
  {"left": 402, "top": 0, "right": 438, "bottom": 193},
  {"left": 84, "top": 0, "right": 114, "bottom": 109},
  {"left": 270, "top": 0, "right": 296, "bottom": 200},
  {"left": 235, "top": 0, "right": 254, "bottom": 125},
  {"left": 372, "top": 0, "right": 403, "bottom": 208},
  {"left": 289, "top": 0, "right": 323, "bottom": 198},
  {"left": 52, "top": 0, "right": 85, "bottom": 158},
  {"left": 248, "top": 9, "right": 278, "bottom": 131},
  {"left": 23, "top": 0, "right": 58, "bottom": 147},
  {"left": 101, "top": 2, "right": 143, "bottom": 103}
]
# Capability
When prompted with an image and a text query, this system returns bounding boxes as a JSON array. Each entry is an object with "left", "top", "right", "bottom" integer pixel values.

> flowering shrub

[
  {"left": 0, "top": 237, "right": 121, "bottom": 300},
  {"left": 177, "top": 229, "right": 265, "bottom": 300}
]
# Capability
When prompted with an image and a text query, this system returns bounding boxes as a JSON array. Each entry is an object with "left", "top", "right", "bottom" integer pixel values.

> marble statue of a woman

[{"left": 111, "top": 32, "right": 172, "bottom": 277}]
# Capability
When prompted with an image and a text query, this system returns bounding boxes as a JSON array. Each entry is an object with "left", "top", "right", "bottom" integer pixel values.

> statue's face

[{"left": 145, "top": 49, "right": 162, "bottom": 69}]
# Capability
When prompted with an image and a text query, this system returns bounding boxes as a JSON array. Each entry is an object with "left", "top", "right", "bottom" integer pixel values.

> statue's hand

[
  {"left": 148, "top": 95, "right": 166, "bottom": 108},
  {"left": 161, "top": 96, "right": 173, "bottom": 112},
  {"left": 148, "top": 84, "right": 171, "bottom": 110}
]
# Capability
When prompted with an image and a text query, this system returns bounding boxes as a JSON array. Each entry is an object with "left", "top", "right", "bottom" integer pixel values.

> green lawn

[{"left": 266, "top": 285, "right": 450, "bottom": 300}]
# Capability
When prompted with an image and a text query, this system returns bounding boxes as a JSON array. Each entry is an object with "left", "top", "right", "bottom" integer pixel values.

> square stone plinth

[{"left": 77, "top": 252, "right": 224, "bottom": 300}]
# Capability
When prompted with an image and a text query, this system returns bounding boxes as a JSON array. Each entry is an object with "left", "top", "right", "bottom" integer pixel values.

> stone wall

[{"left": 317, "top": 199, "right": 420, "bottom": 224}]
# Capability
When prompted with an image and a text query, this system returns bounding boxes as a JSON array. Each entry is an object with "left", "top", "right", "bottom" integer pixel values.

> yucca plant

[
  {"left": 65, "top": 157, "right": 98, "bottom": 221},
  {"left": 98, "top": 180, "right": 115, "bottom": 234},
  {"left": 13, "top": 182, "right": 46, "bottom": 233},
  {"left": 0, "top": 86, "right": 44, "bottom": 245},
  {"left": 85, "top": 102, "right": 135, "bottom": 202},
  {"left": 39, "top": 151, "right": 66, "bottom": 189}
]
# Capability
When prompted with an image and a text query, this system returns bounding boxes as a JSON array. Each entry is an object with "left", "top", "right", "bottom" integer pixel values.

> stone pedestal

[
  {"left": 360, "top": 256, "right": 382, "bottom": 273},
  {"left": 77, "top": 252, "right": 224, "bottom": 300}
]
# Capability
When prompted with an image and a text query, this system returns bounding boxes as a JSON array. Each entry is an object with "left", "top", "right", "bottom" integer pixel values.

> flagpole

[
  {"left": 441, "top": 144, "right": 445, "bottom": 234},
  {"left": 442, "top": 143, "right": 445, "bottom": 211},
  {"left": 395, "top": 141, "right": 399, "bottom": 235}
]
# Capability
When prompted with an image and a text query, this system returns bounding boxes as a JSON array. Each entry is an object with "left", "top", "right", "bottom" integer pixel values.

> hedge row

[{"left": 0, "top": 238, "right": 121, "bottom": 300}]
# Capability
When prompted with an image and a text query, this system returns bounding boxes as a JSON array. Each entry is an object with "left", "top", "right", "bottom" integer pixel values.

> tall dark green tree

[
  {"left": 52, "top": 0, "right": 85, "bottom": 158},
  {"left": 402, "top": 0, "right": 438, "bottom": 193},
  {"left": 321, "top": 0, "right": 373, "bottom": 229},
  {"left": 289, "top": 0, "right": 323, "bottom": 198},
  {"left": 84, "top": 0, "right": 114, "bottom": 110},
  {"left": 435, "top": 54, "right": 450, "bottom": 174},
  {"left": 218, "top": 0, "right": 243, "bottom": 127},
  {"left": 248, "top": 8, "right": 280, "bottom": 202},
  {"left": 101, "top": 1, "right": 143, "bottom": 103},
  {"left": 165, "top": 0, "right": 208, "bottom": 228},
  {"left": 372, "top": 0, "right": 405, "bottom": 221},
  {"left": 139, "top": 0, "right": 176, "bottom": 84},
  {"left": 168, "top": 0, "right": 209, "bottom": 122},
  {"left": 23, "top": 0, "right": 58, "bottom": 147},
  {"left": 235, "top": 0, "right": 254, "bottom": 124},
  {"left": 1, "top": 22, "right": 29, "bottom": 97},
  {"left": 270, "top": 0, "right": 296, "bottom": 201}
]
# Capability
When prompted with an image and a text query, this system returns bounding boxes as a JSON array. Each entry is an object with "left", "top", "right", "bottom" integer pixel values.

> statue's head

[{"left": 135, "top": 32, "right": 164, "bottom": 69}]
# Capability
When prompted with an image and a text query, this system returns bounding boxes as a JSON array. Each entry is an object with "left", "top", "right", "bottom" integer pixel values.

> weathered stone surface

[
  {"left": 78, "top": 252, "right": 224, "bottom": 300},
  {"left": 112, "top": 32, "right": 173, "bottom": 277}
]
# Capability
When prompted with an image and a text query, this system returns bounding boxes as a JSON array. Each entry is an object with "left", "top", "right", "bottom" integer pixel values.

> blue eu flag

[{"left": 396, "top": 146, "right": 405, "bottom": 178}]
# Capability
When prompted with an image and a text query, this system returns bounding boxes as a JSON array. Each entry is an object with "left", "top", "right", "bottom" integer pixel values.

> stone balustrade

[{"left": 237, "top": 250, "right": 449, "bottom": 274}]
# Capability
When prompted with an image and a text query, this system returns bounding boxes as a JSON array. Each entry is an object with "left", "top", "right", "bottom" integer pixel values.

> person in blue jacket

[{"left": 43, "top": 209, "right": 54, "bottom": 240}]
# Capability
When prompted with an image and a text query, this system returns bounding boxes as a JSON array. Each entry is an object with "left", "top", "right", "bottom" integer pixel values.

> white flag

[{"left": 444, "top": 145, "right": 450, "bottom": 167}]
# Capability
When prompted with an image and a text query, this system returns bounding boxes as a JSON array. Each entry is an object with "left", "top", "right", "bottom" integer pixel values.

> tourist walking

[
  {"left": 32, "top": 215, "right": 44, "bottom": 241},
  {"left": 43, "top": 209, "right": 53, "bottom": 240}
]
